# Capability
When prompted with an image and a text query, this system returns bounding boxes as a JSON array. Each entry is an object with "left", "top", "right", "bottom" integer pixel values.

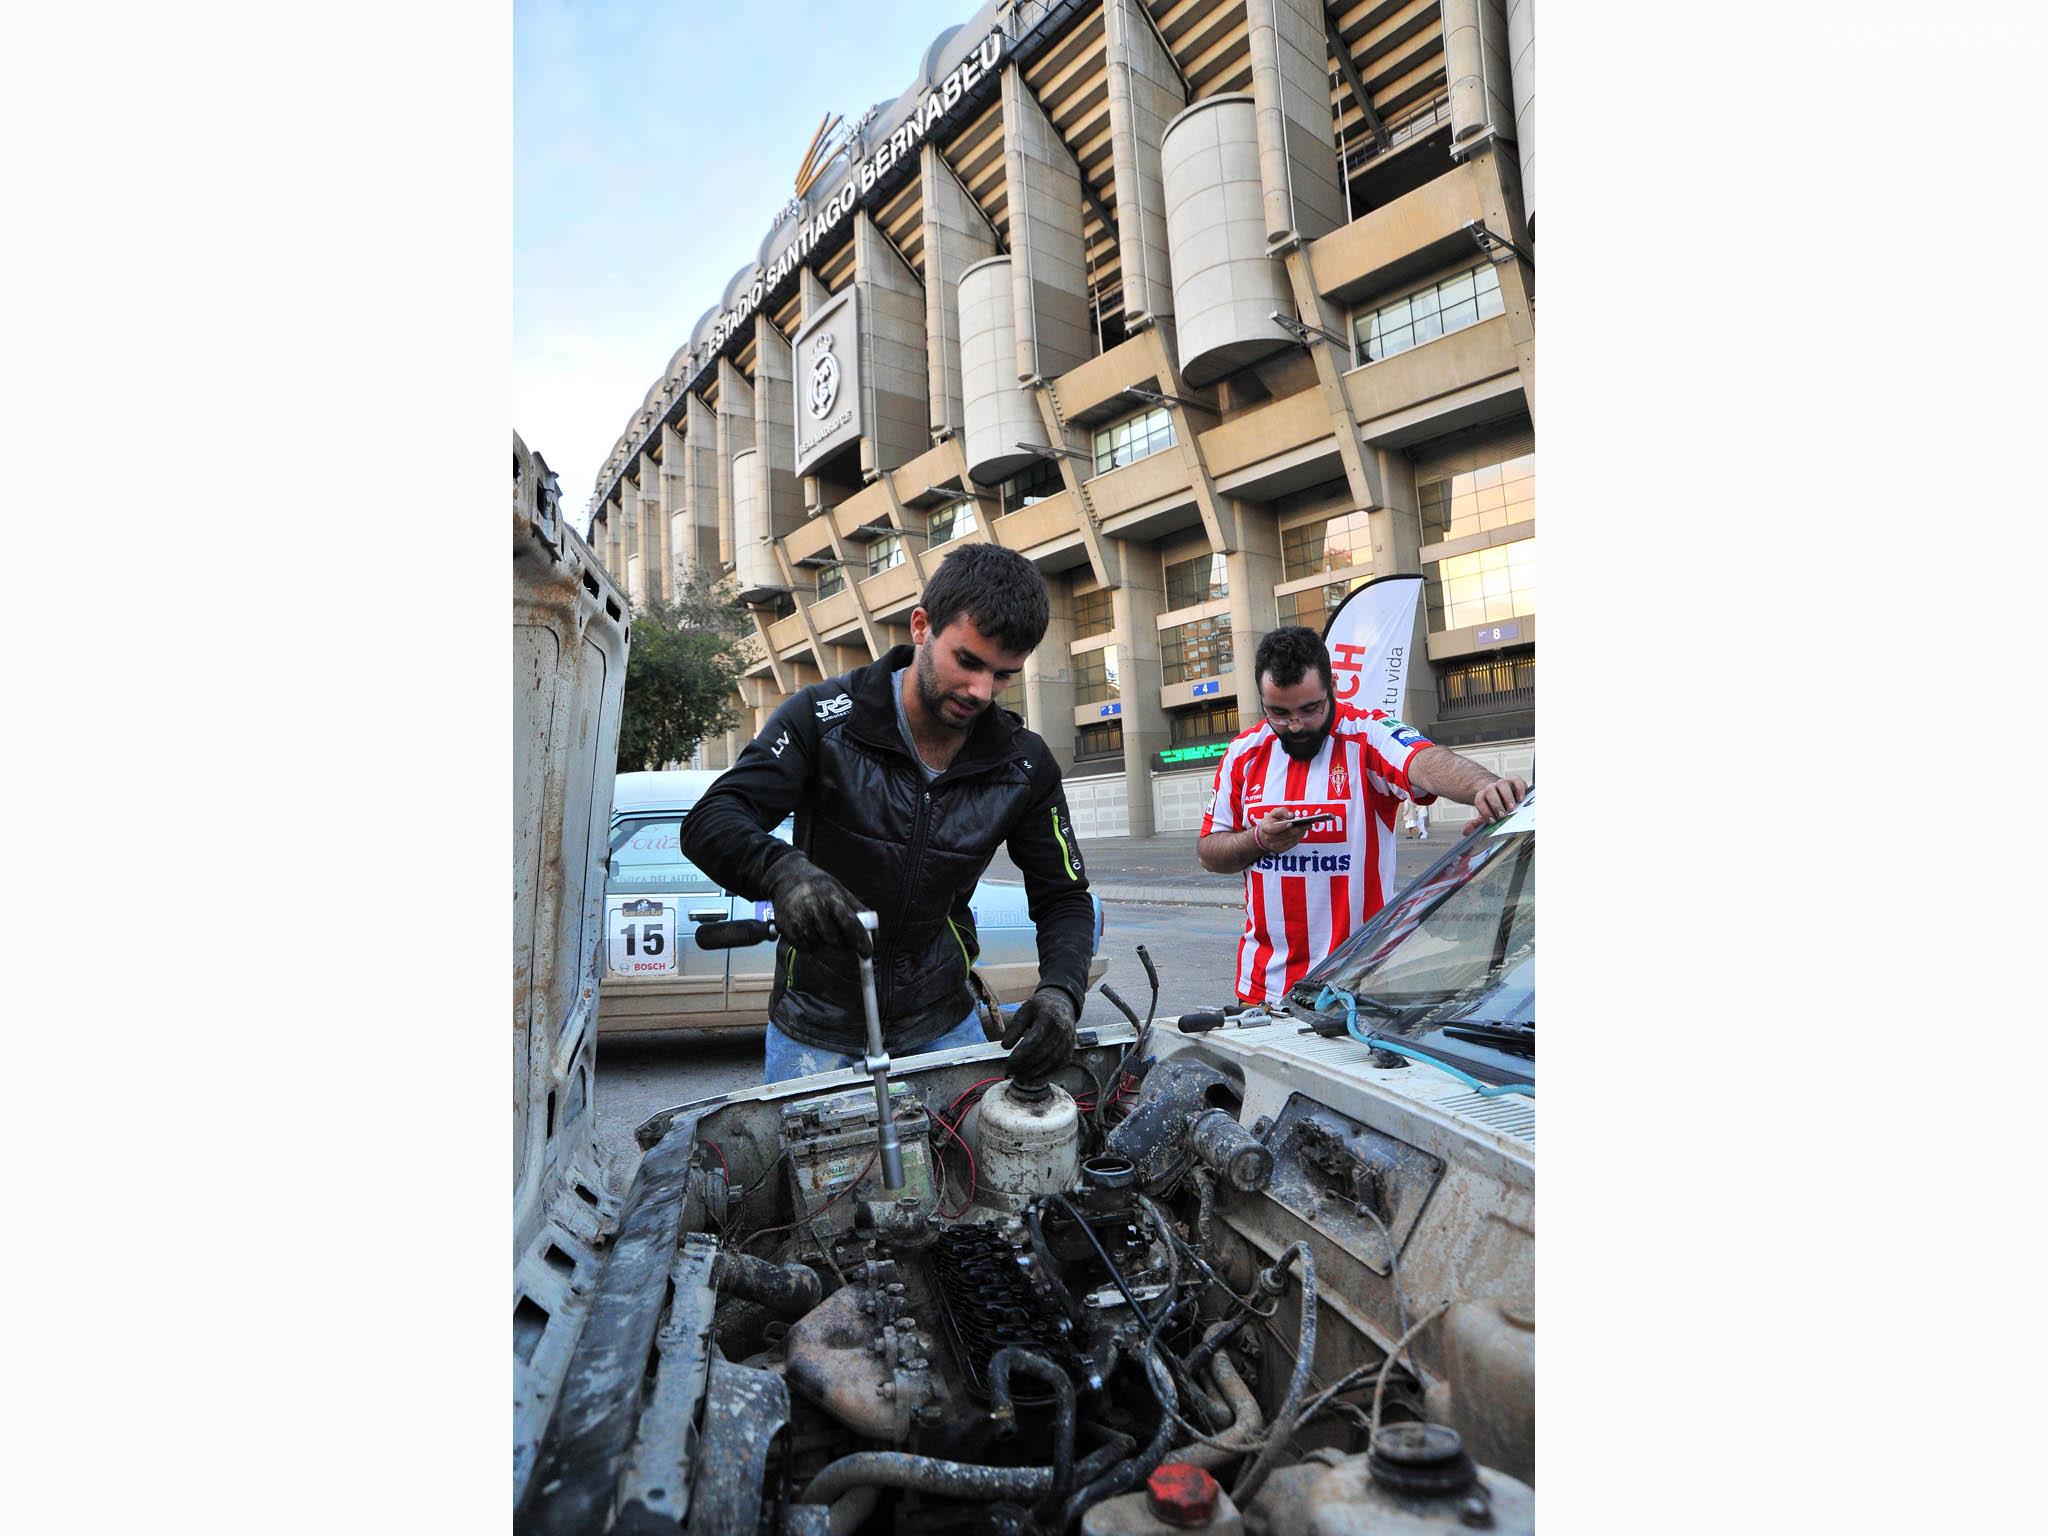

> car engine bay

[{"left": 515, "top": 959, "right": 1535, "bottom": 1536}]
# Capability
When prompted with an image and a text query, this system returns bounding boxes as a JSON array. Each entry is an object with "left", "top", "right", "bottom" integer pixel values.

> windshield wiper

[
  {"left": 1439, "top": 1021, "right": 1535, "bottom": 1056},
  {"left": 1310, "top": 983, "right": 1533, "bottom": 1097}
]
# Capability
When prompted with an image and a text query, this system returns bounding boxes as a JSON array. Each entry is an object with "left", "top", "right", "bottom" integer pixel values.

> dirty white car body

[{"left": 513, "top": 434, "right": 1534, "bottom": 1534}]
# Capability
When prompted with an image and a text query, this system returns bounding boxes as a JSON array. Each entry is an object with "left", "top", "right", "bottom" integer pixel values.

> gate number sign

[{"left": 609, "top": 900, "right": 678, "bottom": 976}]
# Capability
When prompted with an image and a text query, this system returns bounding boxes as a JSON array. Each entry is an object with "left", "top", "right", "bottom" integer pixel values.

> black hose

[
  {"left": 1072, "top": 1427, "right": 1137, "bottom": 1484},
  {"left": 1095, "top": 985, "right": 1143, "bottom": 1138},
  {"left": 1023, "top": 1204, "right": 1087, "bottom": 1324},
  {"left": 1192, "top": 1167, "right": 1217, "bottom": 1253},
  {"left": 1136, "top": 944, "right": 1158, "bottom": 1029},
  {"left": 797, "top": 1451, "right": 1054, "bottom": 1506},
  {"left": 710, "top": 1251, "right": 821, "bottom": 1320},
  {"left": 1057, "top": 1334, "right": 1180, "bottom": 1531},
  {"left": 1230, "top": 1241, "right": 1318, "bottom": 1507},
  {"left": 1181, "top": 1299, "right": 1256, "bottom": 1390},
  {"left": 989, "top": 1346, "right": 1077, "bottom": 1523}
]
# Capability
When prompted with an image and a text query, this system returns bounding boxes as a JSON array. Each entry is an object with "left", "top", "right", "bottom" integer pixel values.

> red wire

[
  {"left": 932, "top": 1106, "right": 978, "bottom": 1217},
  {"left": 702, "top": 1140, "right": 730, "bottom": 1180},
  {"left": 945, "top": 1076, "right": 1006, "bottom": 1121}
]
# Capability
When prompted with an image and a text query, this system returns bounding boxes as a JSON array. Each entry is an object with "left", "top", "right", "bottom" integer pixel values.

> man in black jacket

[{"left": 680, "top": 543, "right": 1095, "bottom": 1083}]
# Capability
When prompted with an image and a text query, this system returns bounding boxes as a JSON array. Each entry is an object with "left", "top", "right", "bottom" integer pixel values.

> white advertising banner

[{"left": 1322, "top": 573, "right": 1424, "bottom": 719}]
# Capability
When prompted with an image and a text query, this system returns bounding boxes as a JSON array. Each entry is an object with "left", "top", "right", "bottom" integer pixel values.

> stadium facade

[{"left": 587, "top": 0, "right": 1536, "bottom": 837}]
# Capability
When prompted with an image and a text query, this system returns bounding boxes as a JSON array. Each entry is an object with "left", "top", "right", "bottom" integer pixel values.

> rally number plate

[{"left": 608, "top": 899, "right": 678, "bottom": 976}]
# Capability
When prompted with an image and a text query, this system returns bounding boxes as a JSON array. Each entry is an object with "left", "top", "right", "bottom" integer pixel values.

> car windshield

[
  {"left": 606, "top": 812, "right": 793, "bottom": 896},
  {"left": 1294, "top": 801, "right": 1535, "bottom": 1084}
]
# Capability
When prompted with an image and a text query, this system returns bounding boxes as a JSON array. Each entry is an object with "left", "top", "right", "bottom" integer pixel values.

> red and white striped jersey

[{"left": 1198, "top": 703, "right": 1436, "bottom": 1004}]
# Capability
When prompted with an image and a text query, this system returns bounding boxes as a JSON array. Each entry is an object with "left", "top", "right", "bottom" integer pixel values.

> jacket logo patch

[
  {"left": 815, "top": 695, "right": 852, "bottom": 721},
  {"left": 770, "top": 729, "right": 791, "bottom": 757}
]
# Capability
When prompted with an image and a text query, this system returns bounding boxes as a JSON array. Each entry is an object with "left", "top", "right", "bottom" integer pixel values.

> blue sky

[{"left": 515, "top": 0, "right": 979, "bottom": 532}]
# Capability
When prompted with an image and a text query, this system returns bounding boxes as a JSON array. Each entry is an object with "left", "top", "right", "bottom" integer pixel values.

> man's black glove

[
  {"left": 1001, "top": 987, "right": 1077, "bottom": 1081},
  {"left": 764, "top": 852, "right": 872, "bottom": 957}
]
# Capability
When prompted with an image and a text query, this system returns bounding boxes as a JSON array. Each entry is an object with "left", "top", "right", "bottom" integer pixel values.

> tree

[{"left": 617, "top": 566, "right": 753, "bottom": 772}]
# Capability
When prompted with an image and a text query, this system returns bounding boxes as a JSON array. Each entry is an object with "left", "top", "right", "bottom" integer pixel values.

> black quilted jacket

[{"left": 679, "top": 645, "right": 1094, "bottom": 1055}]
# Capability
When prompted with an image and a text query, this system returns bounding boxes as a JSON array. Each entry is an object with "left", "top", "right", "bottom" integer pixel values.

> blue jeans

[{"left": 763, "top": 1010, "right": 991, "bottom": 1084}]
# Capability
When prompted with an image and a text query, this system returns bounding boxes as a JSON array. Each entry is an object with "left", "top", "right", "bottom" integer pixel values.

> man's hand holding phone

[{"left": 1254, "top": 807, "right": 1320, "bottom": 855}]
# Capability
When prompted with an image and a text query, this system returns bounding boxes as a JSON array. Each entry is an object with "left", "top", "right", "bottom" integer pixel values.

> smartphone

[{"left": 1278, "top": 811, "right": 1337, "bottom": 830}]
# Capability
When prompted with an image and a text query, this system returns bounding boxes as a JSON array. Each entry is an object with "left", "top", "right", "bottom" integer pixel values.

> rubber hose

[
  {"left": 989, "top": 1345, "right": 1077, "bottom": 1521},
  {"left": 825, "top": 1484, "right": 878, "bottom": 1536},
  {"left": 1072, "top": 1427, "right": 1137, "bottom": 1484},
  {"left": 1024, "top": 1204, "right": 1087, "bottom": 1323},
  {"left": 1183, "top": 1310, "right": 1251, "bottom": 1386},
  {"left": 797, "top": 1452, "right": 1054, "bottom": 1507},
  {"left": 711, "top": 1251, "right": 821, "bottom": 1320},
  {"left": 1175, "top": 1347, "right": 1267, "bottom": 1470},
  {"left": 1057, "top": 1337, "right": 1181, "bottom": 1531},
  {"left": 1192, "top": 1167, "right": 1217, "bottom": 1254},
  {"left": 1230, "top": 1241, "right": 1318, "bottom": 1507}
]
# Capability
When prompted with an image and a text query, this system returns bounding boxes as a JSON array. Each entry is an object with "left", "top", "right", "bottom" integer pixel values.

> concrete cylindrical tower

[
  {"left": 958, "top": 255, "right": 1049, "bottom": 486},
  {"left": 1160, "top": 94, "right": 1293, "bottom": 387},
  {"left": 730, "top": 447, "right": 778, "bottom": 596}
]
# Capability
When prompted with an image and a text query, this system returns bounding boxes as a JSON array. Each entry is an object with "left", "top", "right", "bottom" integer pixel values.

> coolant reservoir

[{"left": 973, "top": 1080, "right": 1080, "bottom": 1212}]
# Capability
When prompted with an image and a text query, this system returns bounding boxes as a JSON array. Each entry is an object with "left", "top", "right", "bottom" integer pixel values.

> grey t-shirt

[{"left": 891, "top": 666, "right": 940, "bottom": 781}]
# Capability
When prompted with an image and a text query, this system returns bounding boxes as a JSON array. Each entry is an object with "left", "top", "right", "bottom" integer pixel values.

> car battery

[{"left": 780, "top": 1080, "right": 936, "bottom": 1239}]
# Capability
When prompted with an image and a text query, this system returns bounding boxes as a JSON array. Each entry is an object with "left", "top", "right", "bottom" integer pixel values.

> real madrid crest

[{"left": 807, "top": 333, "right": 840, "bottom": 419}]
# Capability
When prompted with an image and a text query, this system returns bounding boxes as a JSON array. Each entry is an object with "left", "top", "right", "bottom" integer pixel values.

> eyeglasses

[{"left": 1262, "top": 695, "right": 1331, "bottom": 728}]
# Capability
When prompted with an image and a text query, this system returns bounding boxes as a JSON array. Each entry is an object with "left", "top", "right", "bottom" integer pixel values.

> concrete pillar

[
  {"left": 1112, "top": 571, "right": 1168, "bottom": 838},
  {"left": 661, "top": 422, "right": 689, "bottom": 592},
  {"left": 1159, "top": 96, "right": 1294, "bottom": 387},
  {"left": 683, "top": 392, "right": 722, "bottom": 574},
  {"left": 1446, "top": 0, "right": 1518, "bottom": 151},
  {"left": 853, "top": 211, "right": 929, "bottom": 479},
  {"left": 1470, "top": 145, "right": 1536, "bottom": 420},
  {"left": 715, "top": 357, "right": 755, "bottom": 571},
  {"left": 1000, "top": 63, "right": 1095, "bottom": 381},
  {"left": 798, "top": 268, "right": 834, "bottom": 511},
  {"left": 636, "top": 447, "right": 666, "bottom": 603},
  {"left": 1246, "top": 0, "right": 1346, "bottom": 244},
  {"left": 732, "top": 448, "right": 779, "bottom": 596},
  {"left": 959, "top": 257, "right": 1049, "bottom": 485},
  {"left": 1363, "top": 452, "right": 1439, "bottom": 734},
  {"left": 617, "top": 474, "right": 645, "bottom": 605},
  {"left": 753, "top": 315, "right": 806, "bottom": 543},
  {"left": 1028, "top": 582, "right": 1077, "bottom": 775},
  {"left": 1104, "top": 0, "right": 1184, "bottom": 329},
  {"left": 602, "top": 505, "right": 620, "bottom": 579},
  {"left": 1225, "top": 515, "right": 1283, "bottom": 728},
  {"left": 919, "top": 142, "right": 1002, "bottom": 440},
  {"left": 1507, "top": 0, "right": 1536, "bottom": 235}
]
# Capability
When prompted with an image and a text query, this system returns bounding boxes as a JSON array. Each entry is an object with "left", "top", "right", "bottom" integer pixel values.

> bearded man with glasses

[{"left": 1196, "top": 625, "right": 1527, "bottom": 1006}]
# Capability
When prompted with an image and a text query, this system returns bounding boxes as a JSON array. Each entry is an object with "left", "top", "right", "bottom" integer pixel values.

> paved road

[{"left": 592, "top": 823, "right": 1467, "bottom": 1174}]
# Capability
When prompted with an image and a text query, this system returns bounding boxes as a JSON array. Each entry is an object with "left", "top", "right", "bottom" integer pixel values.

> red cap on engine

[{"left": 1146, "top": 1462, "right": 1220, "bottom": 1526}]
